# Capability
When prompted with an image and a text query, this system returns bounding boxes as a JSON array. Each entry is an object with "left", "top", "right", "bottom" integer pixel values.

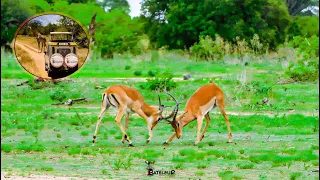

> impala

[
  {"left": 162, "top": 83, "right": 232, "bottom": 145},
  {"left": 92, "top": 84, "right": 179, "bottom": 146}
]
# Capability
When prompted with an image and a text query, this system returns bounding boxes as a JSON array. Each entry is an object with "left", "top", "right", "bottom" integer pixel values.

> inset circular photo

[{"left": 14, "top": 13, "right": 90, "bottom": 79}]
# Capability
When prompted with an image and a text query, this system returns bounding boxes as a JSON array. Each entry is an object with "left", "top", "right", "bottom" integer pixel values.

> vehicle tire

[
  {"left": 68, "top": 65, "right": 78, "bottom": 75},
  {"left": 48, "top": 66, "right": 61, "bottom": 79}
]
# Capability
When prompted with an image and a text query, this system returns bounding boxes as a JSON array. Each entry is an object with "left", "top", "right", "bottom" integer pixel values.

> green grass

[
  {"left": 195, "top": 171, "right": 205, "bottom": 176},
  {"left": 290, "top": 172, "right": 302, "bottom": 180},
  {"left": 1, "top": 50, "right": 319, "bottom": 179},
  {"left": 236, "top": 162, "right": 255, "bottom": 169}
]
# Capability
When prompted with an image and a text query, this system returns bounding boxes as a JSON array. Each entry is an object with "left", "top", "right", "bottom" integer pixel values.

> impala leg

[
  {"left": 200, "top": 113, "right": 211, "bottom": 141},
  {"left": 121, "top": 112, "right": 130, "bottom": 143},
  {"left": 220, "top": 108, "right": 232, "bottom": 143},
  {"left": 134, "top": 108, "right": 153, "bottom": 143},
  {"left": 194, "top": 116, "right": 204, "bottom": 145},
  {"left": 92, "top": 104, "right": 110, "bottom": 145},
  {"left": 115, "top": 107, "right": 133, "bottom": 145},
  {"left": 163, "top": 132, "right": 177, "bottom": 145}
]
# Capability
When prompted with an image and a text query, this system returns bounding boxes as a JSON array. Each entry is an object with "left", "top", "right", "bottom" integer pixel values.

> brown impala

[
  {"left": 162, "top": 83, "right": 232, "bottom": 145},
  {"left": 92, "top": 84, "right": 179, "bottom": 146}
]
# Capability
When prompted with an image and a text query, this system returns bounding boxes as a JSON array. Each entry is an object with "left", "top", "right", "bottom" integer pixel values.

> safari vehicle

[{"left": 44, "top": 32, "right": 78, "bottom": 79}]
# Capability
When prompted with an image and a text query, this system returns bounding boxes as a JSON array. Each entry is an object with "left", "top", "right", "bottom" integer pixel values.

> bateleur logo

[{"left": 145, "top": 161, "right": 176, "bottom": 176}]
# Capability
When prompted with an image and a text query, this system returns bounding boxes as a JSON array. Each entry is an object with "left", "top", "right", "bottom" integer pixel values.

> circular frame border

[{"left": 12, "top": 11, "right": 91, "bottom": 79}]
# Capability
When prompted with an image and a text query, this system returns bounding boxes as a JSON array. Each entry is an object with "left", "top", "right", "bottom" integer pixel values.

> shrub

[
  {"left": 133, "top": 70, "right": 142, "bottom": 76},
  {"left": 289, "top": 16, "right": 319, "bottom": 38},
  {"left": 311, "top": 145, "right": 319, "bottom": 150},
  {"left": 140, "top": 71, "right": 177, "bottom": 92},
  {"left": 285, "top": 59, "right": 319, "bottom": 82},
  {"left": 136, "top": 35, "right": 150, "bottom": 53},
  {"left": 147, "top": 70, "right": 157, "bottom": 77},
  {"left": 124, "top": 65, "right": 131, "bottom": 70}
]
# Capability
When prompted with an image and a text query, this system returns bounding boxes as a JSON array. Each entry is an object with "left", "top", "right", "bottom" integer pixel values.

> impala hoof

[
  {"left": 226, "top": 141, "right": 233, "bottom": 144},
  {"left": 146, "top": 140, "right": 150, "bottom": 144},
  {"left": 163, "top": 141, "right": 169, "bottom": 145},
  {"left": 128, "top": 143, "right": 134, "bottom": 147}
]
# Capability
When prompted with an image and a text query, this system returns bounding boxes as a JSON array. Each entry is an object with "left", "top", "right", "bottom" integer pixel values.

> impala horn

[
  {"left": 158, "top": 95, "right": 165, "bottom": 113},
  {"left": 162, "top": 93, "right": 180, "bottom": 123}
]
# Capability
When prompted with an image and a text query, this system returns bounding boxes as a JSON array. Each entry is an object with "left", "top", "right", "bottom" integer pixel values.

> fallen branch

[
  {"left": 51, "top": 98, "right": 88, "bottom": 106},
  {"left": 95, "top": 85, "right": 104, "bottom": 89},
  {"left": 17, "top": 80, "right": 29, "bottom": 86}
]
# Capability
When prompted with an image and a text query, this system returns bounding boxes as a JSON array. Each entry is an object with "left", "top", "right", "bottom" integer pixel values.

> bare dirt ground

[{"left": 14, "top": 41, "right": 49, "bottom": 78}]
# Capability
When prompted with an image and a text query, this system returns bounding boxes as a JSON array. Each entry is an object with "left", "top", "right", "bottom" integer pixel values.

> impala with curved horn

[
  {"left": 162, "top": 83, "right": 232, "bottom": 145},
  {"left": 92, "top": 84, "right": 179, "bottom": 146}
]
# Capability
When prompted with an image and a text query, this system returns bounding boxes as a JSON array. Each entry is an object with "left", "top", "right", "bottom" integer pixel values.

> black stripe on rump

[
  {"left": 111, "top": 94, "right": 120, "bottom": 106},
  {"left": 107, "top": 94, "right": 117, "bottom": 107}
]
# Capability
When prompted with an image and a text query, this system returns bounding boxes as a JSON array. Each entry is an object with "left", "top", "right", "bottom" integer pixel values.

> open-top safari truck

[{"left": 44, "top": 32, "right": 79, "bottom": 79}]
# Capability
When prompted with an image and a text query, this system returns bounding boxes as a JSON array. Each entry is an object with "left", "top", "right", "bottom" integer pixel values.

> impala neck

[
  {"left": 141, "top": 103, "right": 157, "bottom": 117},
  {"left": 178, "top": 111, "right": 194, "bottom": 126}
]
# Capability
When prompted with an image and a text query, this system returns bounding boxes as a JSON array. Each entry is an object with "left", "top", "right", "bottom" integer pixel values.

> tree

[
  {"left": 98, "top": 0, "right": 130, "bottom": 14},
  {"left": 286, "top": 0, "right": 319, "bottom": 16},
  {"left": 95, "top": 10, "right": 144, "bottom": 57},
  {"left": 58, "top": 16, "right": 88, "bottom": 48},
  {"left": 141, "top": 0, "right": 292, "bottom": 50},
  {"left": 1, "top": 0, "right": 31, "bottom": 48}
]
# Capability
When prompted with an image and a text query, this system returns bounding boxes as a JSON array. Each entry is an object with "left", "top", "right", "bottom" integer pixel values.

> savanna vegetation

[{"left": 1, "top": 0, "right": 319, "bottom": 179}]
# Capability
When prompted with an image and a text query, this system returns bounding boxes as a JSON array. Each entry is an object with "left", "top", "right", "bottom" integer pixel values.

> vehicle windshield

[{"left": 50, "top": 34, "right": 73, "bottom": 42}]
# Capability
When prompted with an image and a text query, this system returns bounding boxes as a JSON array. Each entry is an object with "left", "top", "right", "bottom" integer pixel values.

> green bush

[
  {"left": 124, "top": 65, "right": 131, "bottom": 70},
  {"left": 140, "top": 71, "right": 177, "bottom": 92},
  {"left": 287, "top": 35, "right": 319, "bottom": 59},
  {"left": 147, "top": 70, "right": 156, "bottom": 77},
  {"left": 284, "top": 36, "right": 319, "bottom": 82},
  {"left": 133, "top": 70, "right": 142, "bottom": 76},
  {"left": 289, "top": 16, "right": 319, "bottom": 38},
  {"left": 285, "top": 56, "right": 319, "bottom": 82}
]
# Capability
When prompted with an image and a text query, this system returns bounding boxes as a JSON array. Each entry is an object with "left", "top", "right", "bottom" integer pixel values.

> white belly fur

[{"left": 199, "top": 97, "right": 217, "bottom": 115}]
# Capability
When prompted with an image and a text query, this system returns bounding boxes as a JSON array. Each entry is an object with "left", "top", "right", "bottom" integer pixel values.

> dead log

[{"left": 51, "top": 98, "right": 88, "bottom": 106}]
